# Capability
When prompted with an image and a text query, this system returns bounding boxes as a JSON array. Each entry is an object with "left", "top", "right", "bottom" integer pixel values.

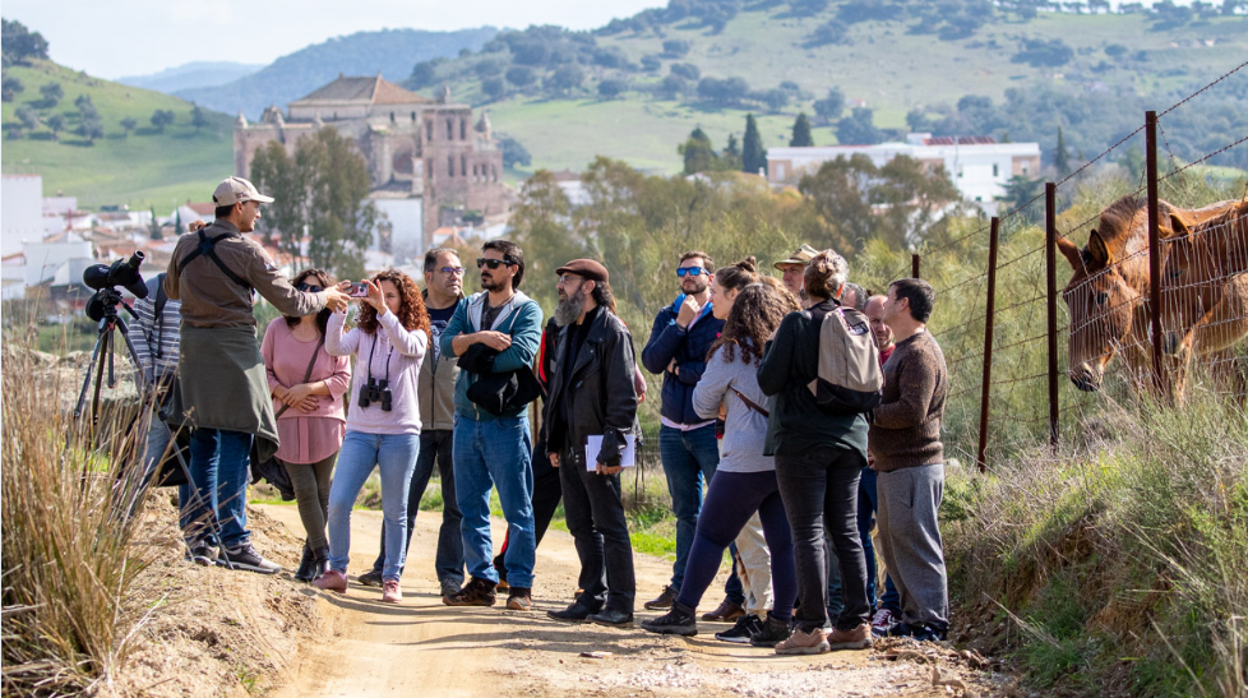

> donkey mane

[{"left": 1096, "top": 195, "right": 1146, "bottom": 243}]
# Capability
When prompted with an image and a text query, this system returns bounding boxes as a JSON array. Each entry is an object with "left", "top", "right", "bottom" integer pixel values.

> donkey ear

[
  {"left": 1056, "top": 237, "right": 1084, "bottom": 272},
  {"left": 1087, "top": 230, "right": 1113, "bottom": 267},
  {"left": 1168, "top": 214, "right": 1192, "bottom": 239}
]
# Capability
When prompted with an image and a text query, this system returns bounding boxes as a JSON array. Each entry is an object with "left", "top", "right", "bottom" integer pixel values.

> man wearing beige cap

[
  {"left": 544, "top": 259, "right": 639, "bottom": 627},
  {"left": 775, "top": 243, "right": 819, "bottom": 300},
  {"left": 166, "top": 176, "right": 350, "bottom": 573}
]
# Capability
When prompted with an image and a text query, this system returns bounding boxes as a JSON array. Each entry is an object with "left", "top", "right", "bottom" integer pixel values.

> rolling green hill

[{"left": 1, "top": 60, "right": 233, "bottom": 209}]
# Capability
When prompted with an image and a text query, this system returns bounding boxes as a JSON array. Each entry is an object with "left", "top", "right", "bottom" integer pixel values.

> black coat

[{"left": 543, "top": 307, "right": 639, "bottom": 467}]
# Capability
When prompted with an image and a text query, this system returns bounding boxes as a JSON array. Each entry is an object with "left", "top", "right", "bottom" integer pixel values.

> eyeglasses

[
  {"left": 477, "top": 258, "right": 516, "bottom": 270},
  {"left": 557, "top": 274, "right": 584, "bottom": 285},
  {"left": 438, "top": 266, "right": 466, "bottom": 276},
  {"left": 295, "top": 282, "right": 324, "bottom": 293},
  {"left": 676, "top": 267, "right": 706, "bottom": 277}
]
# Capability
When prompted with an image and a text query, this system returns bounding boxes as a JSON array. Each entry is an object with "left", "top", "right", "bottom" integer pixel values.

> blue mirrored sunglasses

[{"left": 676, "top": 267, "right": 705, "bottom": 277}]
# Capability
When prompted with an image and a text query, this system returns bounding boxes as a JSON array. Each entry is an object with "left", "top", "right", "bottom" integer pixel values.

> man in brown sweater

[{"left": 869, "top": 278, "right": 949, "bottom": 642}]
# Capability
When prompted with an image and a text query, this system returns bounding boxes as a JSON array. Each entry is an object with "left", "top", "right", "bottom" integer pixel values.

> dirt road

[{"left": 260, "top": 505, "right": 1006, "bottom": 697}]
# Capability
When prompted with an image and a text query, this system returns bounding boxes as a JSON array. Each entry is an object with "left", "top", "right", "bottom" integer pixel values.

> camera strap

[
  {"left": 366, "top": 332, "right": 394, "bottom": 385},
  {"left": 178, "top": 230, "right": 252, "bottom": 292}
]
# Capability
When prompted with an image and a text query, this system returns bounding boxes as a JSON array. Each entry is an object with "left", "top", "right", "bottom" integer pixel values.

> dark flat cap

[{"left": 555, "top": 258, "right": 609, "bottom": 284}]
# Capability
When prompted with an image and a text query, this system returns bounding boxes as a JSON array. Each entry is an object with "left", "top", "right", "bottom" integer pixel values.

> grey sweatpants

[{"left": 876, "top": 463, "right": 948, "bottom": 629}]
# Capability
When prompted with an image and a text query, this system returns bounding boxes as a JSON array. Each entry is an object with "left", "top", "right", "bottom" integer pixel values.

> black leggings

[
  {"left": 286, "top": 452, "right": 337, "bottom": 551},
  {"left": 674, "top": 470, "right": 797, "bottom": 620}
]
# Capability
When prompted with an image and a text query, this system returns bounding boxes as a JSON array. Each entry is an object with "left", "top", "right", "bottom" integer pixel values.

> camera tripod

[{"left": 74, "top": 289, "right": 236, "bottom": 568}]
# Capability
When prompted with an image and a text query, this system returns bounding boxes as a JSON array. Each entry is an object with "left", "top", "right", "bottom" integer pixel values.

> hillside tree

[
  {"left": 2, "top": 73, "right": 23, "bottom": 102},
  {"left": 80, "top": 115, "right": 103, "bottom": 144},
  {"left": 2, "top": 20, "right": 49, "bottom": 66},
  {"left": 679, "top": 127, "right": 719, "bottom": 175},
  {"left": 1053, "top": 126, "right": 1071, "bottom": 176},
  {"left": 150, "top": 109, "right": 174, "bottom": 133},
  {"left": 191, "top": 105, "right": 209, "bottom": 132},
  {"left": 119, "top": 116, "right": 137, "bottom": 137},
  {"left": 39, "top": 81, "right": 62, "bottom": 107},
  {"left": 790, "top": 113, "right": 814, "bottom": 146},
  {"left": 45, "top": 113, "right": 66, "bottom": 139},
  {"left": 15, "top": 104, "right": 38, "bottom": 130},
  {"left": 722, "top": 133, "right": 743, "bottom": 171},
  {"left": 836, "top": 107, "right": 882, "bottom": 145},
  {"left": 742, "top": 114, "right": 767, "bottom": 175},
  {"left": 813, "top": 87, "right": 845, "bottom": 123}
]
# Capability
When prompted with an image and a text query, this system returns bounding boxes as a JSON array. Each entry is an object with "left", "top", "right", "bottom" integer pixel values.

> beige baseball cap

[
  {"left": 774, "top": 243, "right": 820, "bottom": 270},
  {"left": 212, "top": 176, "right": 274, "bottom": 206}
]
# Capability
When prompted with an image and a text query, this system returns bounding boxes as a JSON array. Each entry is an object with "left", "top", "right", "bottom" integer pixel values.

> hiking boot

[
  {"left": 357, "top": 569, "right": 383, "bottom": 588},
  {"left": 187, "top": 544, "right": 216, "bottom": 567},
  {"left": 871, "top": 607, "right": 898, "bottom": 637},
  {"left": 749, "top": 612, "right": 793, "bottom": 648},
  {"left": 641, "top": 601, "right": 698, "bottom": 636},
  {"left": 312, "top": 547, "right": 331, "bottom": 580},
  {"left": 312, "top": 569, "right": 348, "bottom": 593},
  {"left": 506, "top": 587, "right": 533, "bottom": 611},
  {"left": 216, "top": 543, "right": 281, "bottom": 575},
  {"left": 588, "top": 608, "right": 634, "bottom": 628},
  {"left": 643, "top": 585, "right": 679, "bottom": 611},
  {"left": 774, "top": 627, "right": 830, "bottom": 655},
  {"left": 828, "top": 622, "right": 873, "bottom": 650},
  {"left": 547, "top": 602, "right": 597, "bottom": 623},
  {"left": 715, "top": 613, "right": 763, "bottom": 644},
  {"left": 293, "top": 544, "right": 316, "bottom": 583},
  {"left": 443, "top": 576, "right": 497, "bottom": 607},
  {"left": 381, "top": 579, "right": 403, "bottom": 604},
  {"left": 439, "top": 578, "right": 463, "bottom": 599},
  {"left": 496, "top": 579, "right": 510, "bottom": 593},
  {"left": 702, "top": 597, "right": 745, "bottom": 623},
  {"left": 887, "top": 621, "right": 947, "bottom": 642}
]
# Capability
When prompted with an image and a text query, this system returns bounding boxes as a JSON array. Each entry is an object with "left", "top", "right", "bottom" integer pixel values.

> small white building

[
  {"left": 767, "top": 134, "right": 1042, "bottom": 213},
  {"left": 2, "top": 174, "right": 45, "bottom": 257}
]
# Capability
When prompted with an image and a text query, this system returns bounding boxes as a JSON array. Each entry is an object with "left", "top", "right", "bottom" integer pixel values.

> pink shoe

[
  {"left": 382, "top": 579, "right": 403, "bottom": 603},
  {"left": 312, "top": 569, "right": 348, "bottom": 593}
]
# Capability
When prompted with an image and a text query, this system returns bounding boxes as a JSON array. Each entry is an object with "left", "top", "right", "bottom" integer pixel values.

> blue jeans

[
  {"left": 182, "top": 428, "right": 253, "bottom": 549},
  {"left": 454, "top": 415, "right": 536, "bottom": 589},
  {"left": 372, "top": 429, "right": 464, "bottom": 585},
  {"left": 658, "top": 424, "right": 744, "bottom": 604},
  {"left": 326, "top": 431, "right": 419, "bottom": 581},
  {"left": 860, "top": 466, "right": 900, "bottom": 613}
]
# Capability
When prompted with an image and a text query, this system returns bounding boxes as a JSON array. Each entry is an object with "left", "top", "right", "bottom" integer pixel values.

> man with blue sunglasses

[{"left": 640, "top": 251, "right": 745, "bottom": 621}]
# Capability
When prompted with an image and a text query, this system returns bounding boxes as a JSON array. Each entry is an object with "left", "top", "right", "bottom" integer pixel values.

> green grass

[{"left": 1, "top": 60, "right": 233, "bottom": 209}]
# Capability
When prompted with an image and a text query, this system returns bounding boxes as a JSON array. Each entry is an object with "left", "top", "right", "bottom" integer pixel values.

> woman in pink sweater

[
  {"left": 313, "top": 269, "right": 430, "bottom": 603},
  {"left": 261, "top": 268, "right": 352, "bottom": 583}
]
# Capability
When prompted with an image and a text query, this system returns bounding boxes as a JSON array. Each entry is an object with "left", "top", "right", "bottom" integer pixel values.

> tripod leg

[
  {"left": 91, "top": 333, "right": 109, "bottom": 426},
  {"left": 74, "top": 329, "right": 109, "bottom": 419}
]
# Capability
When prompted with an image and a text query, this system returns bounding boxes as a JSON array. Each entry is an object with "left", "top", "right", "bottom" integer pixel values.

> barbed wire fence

[{"left": 893, "top": 60, "right": 1248, "bottom": 472}]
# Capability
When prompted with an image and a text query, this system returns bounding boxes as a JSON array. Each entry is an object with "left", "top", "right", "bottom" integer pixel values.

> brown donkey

[
  {"left": 1159, "top": 200, "right": 1248, "bottom": 387},
  {"left": 1057, "top": 195, "right": 1242, "bottom": 397}
]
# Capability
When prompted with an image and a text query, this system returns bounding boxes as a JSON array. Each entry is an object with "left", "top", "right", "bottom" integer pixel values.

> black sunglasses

[
  {"left": 296, "top": 282, "right": 325, "bottom": 293},
  {"left": 477, "top": 258, "right": 516, "bottom": 270}
]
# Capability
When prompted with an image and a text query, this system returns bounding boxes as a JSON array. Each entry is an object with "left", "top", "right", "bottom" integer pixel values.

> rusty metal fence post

[
  {"left": 1046, "top": 183, "right": 1060, "bottom": 448},
  {"left": 912, "top": 253, "right": 921, "bottom": 279},
  {"left": 977, "top": 217, "right": 1001, "bottom": 472},
  {"left": 1145, "top": 110, "right": 1167, "bottom": 398}
]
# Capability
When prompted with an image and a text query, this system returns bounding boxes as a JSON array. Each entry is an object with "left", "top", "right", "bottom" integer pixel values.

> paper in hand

[{"left": 585, "top": 434, "right": 636, "bottom": 471}]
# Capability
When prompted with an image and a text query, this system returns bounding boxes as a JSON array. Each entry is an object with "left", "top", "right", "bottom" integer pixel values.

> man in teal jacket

[{"left": 440, "top": 239, "right": 543, "bottom": 611}]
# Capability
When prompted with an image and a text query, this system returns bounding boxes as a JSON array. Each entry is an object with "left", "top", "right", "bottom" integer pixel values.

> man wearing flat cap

[
  {"left": 543, "top": 259, "right": 640, "bottom": 628},
  {"left": 166, "top": 176, "right": 350, "bottom": 573},
  {"left": 775, "top": 243, "right": 820, "bottom": 301}
]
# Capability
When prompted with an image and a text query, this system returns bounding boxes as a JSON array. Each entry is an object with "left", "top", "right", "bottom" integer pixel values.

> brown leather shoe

[
  {"left": 643, "top": 585, "right": 679, "bottom": 611},
  {"left": 701, "top": 598, "right": 745, "bottom": 622},
  {"left": 443, "top": 576, "right": 497, "bottom": 607},
  {"left": 506, "top": 587, "right": 532, "bottom": 611}
]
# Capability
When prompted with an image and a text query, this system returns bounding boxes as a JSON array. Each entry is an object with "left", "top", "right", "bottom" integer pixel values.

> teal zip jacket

[{"left": 440, "top": 289, "right": 544, "bottom": 421}]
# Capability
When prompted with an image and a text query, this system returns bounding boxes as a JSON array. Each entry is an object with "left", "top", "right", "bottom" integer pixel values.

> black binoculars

[{"left": 359, "top": 377, "right": 392, "bottom": 412}]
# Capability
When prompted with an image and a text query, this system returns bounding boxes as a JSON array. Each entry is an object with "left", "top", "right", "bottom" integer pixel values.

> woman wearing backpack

[
  {"left": 756, "top": 250, "right": 873, "bottom": 655},
  {"left": 642, "top": 261, "right": 800, "bottom": 646}
]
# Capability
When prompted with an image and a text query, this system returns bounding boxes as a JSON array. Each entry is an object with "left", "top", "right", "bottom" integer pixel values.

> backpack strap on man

[{"left": 178, "top": 229, "right": 251, "bottom": 291}]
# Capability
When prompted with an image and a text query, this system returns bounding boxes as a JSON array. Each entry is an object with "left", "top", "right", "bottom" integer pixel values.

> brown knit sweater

[{"left": 870, "top": 329, "right": 946, "bottom": 471}]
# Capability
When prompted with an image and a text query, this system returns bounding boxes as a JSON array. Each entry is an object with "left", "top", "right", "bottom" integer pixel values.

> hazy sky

[{"left": 3, "top": 0, "right": 669, "bottom": 79}]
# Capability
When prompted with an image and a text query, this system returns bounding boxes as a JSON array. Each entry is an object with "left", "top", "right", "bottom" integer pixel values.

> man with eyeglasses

[
  {"left": 357, "top": 248, "right": 468, "bottom": 598},
  {"left": 441, "top": 240, "right": 543, "bottom": 611},
  {"left": 640, "top": 251, "right": 745, "bottom": 620}
]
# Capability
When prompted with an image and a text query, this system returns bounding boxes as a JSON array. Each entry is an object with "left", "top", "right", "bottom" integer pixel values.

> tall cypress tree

[
  {"left": 742, "top": 114, "right": 766, "bottom": 175},
  {"left": 790, "top": 113, "right": 814, "bottom": 147},
  {"left": 1054, "top": 126, "right": 1071, "bottom": 177}
]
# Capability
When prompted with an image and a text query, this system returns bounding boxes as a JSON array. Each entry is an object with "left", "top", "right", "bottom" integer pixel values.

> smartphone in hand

[{"left": 348, "top": 282, "right": 369, "bottom": 298}]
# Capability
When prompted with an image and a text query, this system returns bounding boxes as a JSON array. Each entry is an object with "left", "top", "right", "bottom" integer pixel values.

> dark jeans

[
  {"left": 182, "top": 428, "right": 253, "bottom": 549},
  {"left": 495, "top": 443, "right": 563, "bottom": 580},
  {"left": 859, "top": 466, "right": 900, "bottom": 613},
  {"left": 559, "top": 449, "right": 636, "bottom": 613},
  {"left": 676, "top": 470, "right": 797, "bottom": 621},
  {"left": 659, "top": 424, "right": 744, "bottom": 604},
  {"left": 286, "top": 451, "right": 337, "bottom": 551},
  {"left": 372, "top": 429, "right": 464, "bottom": 585},
  {"left": 775, "top": 447, "right": 870, "bottom": 633}
]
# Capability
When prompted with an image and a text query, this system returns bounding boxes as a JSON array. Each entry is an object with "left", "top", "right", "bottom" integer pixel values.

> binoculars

[{"left": 359, "top": 377, "right": 392, "bottom": 412}]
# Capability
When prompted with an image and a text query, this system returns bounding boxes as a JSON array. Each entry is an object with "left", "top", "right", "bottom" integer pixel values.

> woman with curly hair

[
  {"left": 313, "top": 269, "right": 431, "bottom": 604},
  {"left": 261, "top": 268, "right": 352, "bottom": 583},
  {"left": 643, "top": 261, "right": 802, "bottom": 644}
]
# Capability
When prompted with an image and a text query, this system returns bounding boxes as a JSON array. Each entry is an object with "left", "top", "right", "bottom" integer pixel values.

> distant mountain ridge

[
  {"left": 117, "top": 62, "right": 264, "bottom": 95},
  {"left": 174, "top": 27, "right": 499, "bottom": 118}
]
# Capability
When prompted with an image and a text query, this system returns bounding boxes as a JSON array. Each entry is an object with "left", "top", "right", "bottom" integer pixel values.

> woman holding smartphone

[{"left": 313, "top": 269, "right": 430, "bottom": 604}]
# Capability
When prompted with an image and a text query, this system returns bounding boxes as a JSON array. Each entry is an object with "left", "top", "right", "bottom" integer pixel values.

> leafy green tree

[
  {"left": 790, "top": 113, "right": 814, "bottom": 146},
  {"left": 498, "top": 134, "right": 532, "bottom": 169},
  {"left": 119, "top": 116, "right": 137, "bottom": 137},
  {"left": 481, "top": 77, "right": 505, "bottom": 100},
  {"left": 742, "top": 114, "right": 766, "bottom": 175},
  {"left": 659, "top": 75, "right": 688, "bottom": 99},
  {"left": 2, "top": 73, "right": 23, "bottom": 102},
  {"left": 996, "top": 174, "right": 1043, "bottom": 221},
  {"left": 38, "top": 81, "right": 62, "bottom": 107},
  {"left": 759, "top": 88, "right": 789, "bottom": 111},
  {"left": 547, "top": 64, "right": 584, "bottom": 95},
  {"left": 45, "top": 113, "right": 66, "bottom": 139},
  {"left": 74, "top": 94, "right": 97, "bottom": 120},
  {"left": 2, "top": 20, "right": 49, "bottom": 66},
  {"left": 679, "top": 127, "right": 719, "bottom": 175},
  {"left": 15, "top": 104, "right": 38, "bottom": 130},
  {"left": 722, "top": 133, "right": 743, "bottom": 171},
  {"left": 836, "top": 107, "right": 882, "bottom": 145},
  {"left": 80, "top": 115, "right": 103, "bottom": 143},
  {"left": 505, "top": 66, "right": 535, "bottom": 87},
  {"left": 148, "top": 205, "right": 162, "bottom": 240},
  {"left": 150, "top": 109, "right": 174, "bottom": 133},
  {"left": 641, "top": 55, "right": 662, "bottom": 72},
  {"left": 807, "top": 19, "right": 848, "bottom": 47},
  {"left": 190, "top": 105, "right": 209, "bottom": 132},
  {"left": 1053, "top": 126, "right": 1070, "bottom": 176},
  {"left": 813, "top": 87, "right": 845, "bottom": 123},
  {"left": 597, "top": 78, "right": 628, "bottom": 99},
  {"left": 662, "top": 39, "right": 691, "bottom": 57}
]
